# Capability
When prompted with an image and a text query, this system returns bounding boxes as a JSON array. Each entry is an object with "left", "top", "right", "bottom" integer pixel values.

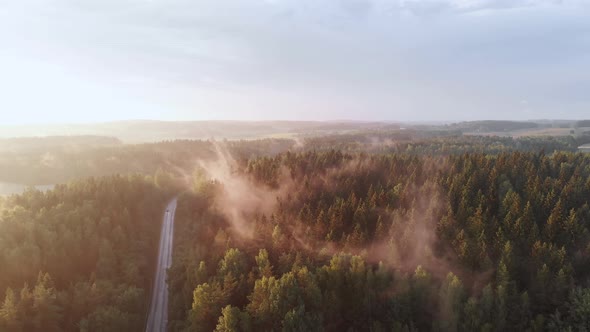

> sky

[{"left": 0, "top": 0, "right": 589, "bottom": 124}]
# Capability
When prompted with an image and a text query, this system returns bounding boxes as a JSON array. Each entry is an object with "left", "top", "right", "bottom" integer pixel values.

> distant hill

[
  {"left": 3, "top": 120, "right": 588, "bottom": 142},
  {"left": 448, "top": 120, "right": 538, "bottom": 133},
  {"left": 0, "top": 136, "right": 121, "bottom": 154},
  {"left": 0, "top": 121, "right": 400, "bottom": 143}
]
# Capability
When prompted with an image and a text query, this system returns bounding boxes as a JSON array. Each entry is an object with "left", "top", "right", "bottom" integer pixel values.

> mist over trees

[
  {"left": 1, "top": 133, "right": 590, "bottom": 331},
  {"left": 169, "top": 148, "right": 590, "bottom": 331},
  {"left": 1, "top": 132, "right": 589, "bottom": 185}
]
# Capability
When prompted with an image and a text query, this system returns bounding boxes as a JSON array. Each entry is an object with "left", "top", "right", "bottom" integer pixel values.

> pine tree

[
  {"left": 437, "top": 273, "right": 465, "bottom": 332},
  {"left": 32, "top": 273, "right": 62, "bottom": 331},
  {"left": 0, "top": 288, "right": 20, "bottom": 331}
]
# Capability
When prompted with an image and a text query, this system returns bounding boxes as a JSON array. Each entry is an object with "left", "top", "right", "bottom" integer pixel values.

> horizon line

[{"left": 2, "top": 118, "right": 589, "bottom": 127}]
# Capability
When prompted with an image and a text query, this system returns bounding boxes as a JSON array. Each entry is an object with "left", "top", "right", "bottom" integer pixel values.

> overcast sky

[{"left": 0, "top": 0, "right": 589, "bottom": 124}]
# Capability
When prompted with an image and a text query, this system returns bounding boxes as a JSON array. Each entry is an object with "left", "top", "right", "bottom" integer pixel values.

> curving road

[{"left": 146, "top": 198, "right": 177, "bottom": 332}]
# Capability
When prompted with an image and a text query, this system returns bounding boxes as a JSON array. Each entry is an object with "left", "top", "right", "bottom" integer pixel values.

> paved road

[{"left": 146, "top": 198, "right": 177, "bottom": 332}]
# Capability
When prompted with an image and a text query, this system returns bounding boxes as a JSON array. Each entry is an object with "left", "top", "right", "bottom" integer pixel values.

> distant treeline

[
  {"left": 446, "top": 120, "right": 538, "bottom": 133},
  {"left": 0, "top": 136, "right": 122, "bottom": 154},
  {"left": 2, "top": 134, "right": 590, "bottom": 185},
  {"left": 0, "top": 121, "right": 401, "bottom": 143},
  {"left": 302, "top": 133, "right": 590, "bottom": 155},
  {"left": 0, "top": 139, "right": 293, "bottom": 185}
]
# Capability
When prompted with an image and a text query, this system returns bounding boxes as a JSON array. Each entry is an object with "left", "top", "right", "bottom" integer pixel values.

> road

[{"left": 146, "top": 198, "right": 177, "bottom": 332}]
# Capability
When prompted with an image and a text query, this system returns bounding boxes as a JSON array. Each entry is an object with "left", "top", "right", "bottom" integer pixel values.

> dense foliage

[
  {"left": 302, "top": 134, "right": 590, "bottom": 155},
  {"left": 0, "top": 176, "right": 169, "bottom": 331},
  {"left": 170, "top": 150, "right": 590, "bottom": 331},
  {"left": 2, "top": 134, "right": 590, "bottom": 331}
]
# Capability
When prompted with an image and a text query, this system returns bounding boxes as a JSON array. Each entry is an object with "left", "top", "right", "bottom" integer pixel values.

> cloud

[
  {"left": 398, "top": 0, "right": 585, "bottom": 14},
  {"left": 1, "top": 0, "right": 589, "bottom": 122}
]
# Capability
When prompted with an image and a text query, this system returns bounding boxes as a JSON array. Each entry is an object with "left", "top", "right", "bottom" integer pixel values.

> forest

[
  {"left": 0, "top": 175, "right": 171, "bottom": 331},
  {"left": 2, "top": 134, "right": 590, "bottom": 331},
  {"left": 169, "top": 148, "right": 590, "bottom": 331},
  {"left": 1, "top": 133, "right": 589, "bottom": 185}
]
